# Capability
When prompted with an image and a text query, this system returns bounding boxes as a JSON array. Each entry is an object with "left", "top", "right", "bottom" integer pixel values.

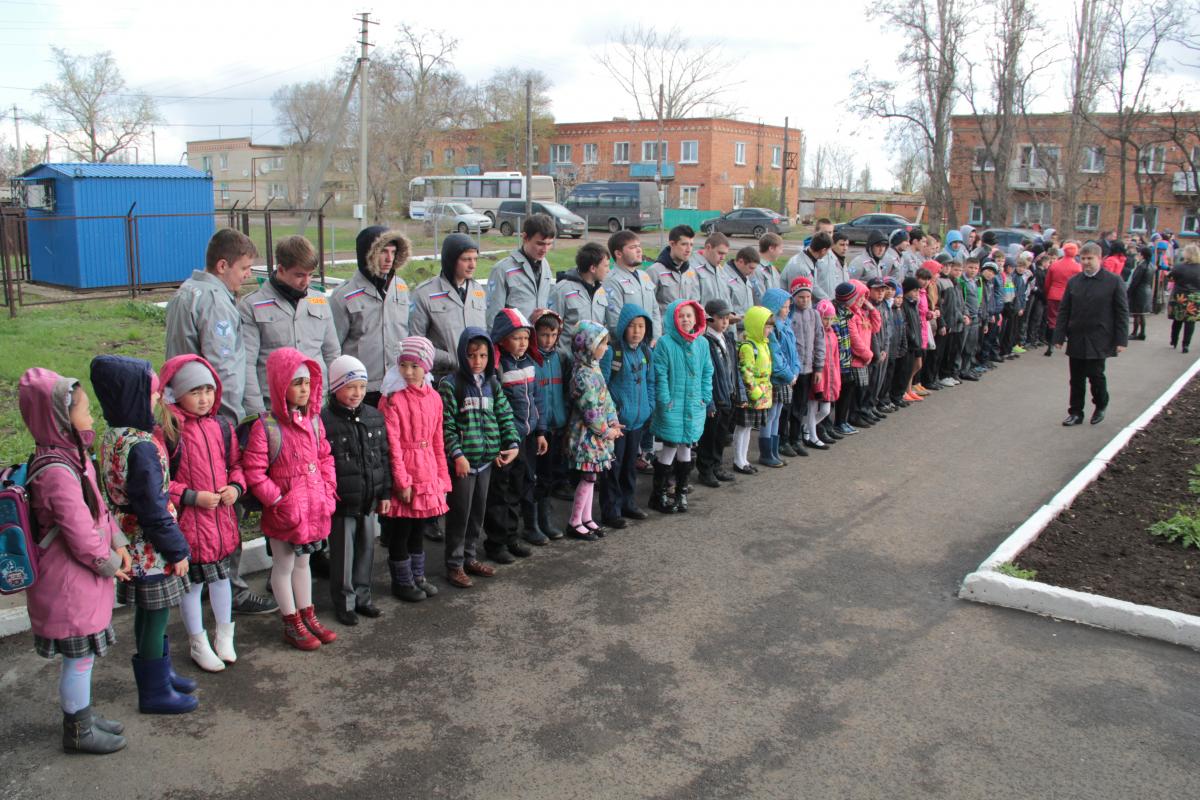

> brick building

[
  {"left": 428, "top": 117, "right": 800, "bottom": 214},
  {"left": 949, "top": 111, "right": 1200, "bottom": 238}
]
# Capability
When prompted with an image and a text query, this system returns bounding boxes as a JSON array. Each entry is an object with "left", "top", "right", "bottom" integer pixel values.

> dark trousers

[
  {"left": 535, "top": 428, "right": 567, "bottom": 499},
  {"left": 980, "top": 320, "right": 1001, "bottom": 361},
  {"left": 696, "top": 407, "right": 732, "bottom": 475},
  {"left": 921, "top": 336, "right": 942, "bottom": 386},
  {"left": 1023, "top": 297, "right": 1045, "bottom": 344},
  {"left": 789, "top": 373, "right": 812, "bottom": 440},
  {"left": 1000, "top": 304, "right": 1019, "bottom": 355},
  {"left": 601, "top": 423, "right": 645, "bottom": 517},
  {"left": 835, "top": 369, "right": 856, "bottom": 423},
  {"left": 890, "top": 351, "right": 913, "bottom": 400},
  {"left": 445, "top": 468, "right": 491, "bottom": 570},
  {"left": 939, "top": 331, "right": 963, "bottom": 379},
  {"left": 1171, "top": 319, "right": 1196, "bottom": 348},
  {"left": 329, "top": 513, "right": 376, "bottom": 612},
  {"left": 380, "top": 515, "right": 426, "bottom": 559},
  {"left": 1068, "top": 357, "right": 1108, "bottom": 415},
  {"left": 484, "top": 436, "right": 536, "bottom": 552},
  {"left": 868, "top": 360, "right": 887, "bottom": 406}
]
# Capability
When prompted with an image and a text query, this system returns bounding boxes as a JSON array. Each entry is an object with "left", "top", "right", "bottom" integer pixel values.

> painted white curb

[{"left": 960, "top": 354, "right": 1200, "bottom": 650}]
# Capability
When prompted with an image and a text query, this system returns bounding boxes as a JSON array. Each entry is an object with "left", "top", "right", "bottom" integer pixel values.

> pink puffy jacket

[
  {"left": 379, "top": 382, "right": 451, "bottom": 519},
  {"left": 156, "top": 354, "right": 245, "bottom": 564},
  {"left": 848, "top": 292, "right": 878, "bottom": 369},
  {"left": 242, "top": 348, "right": 337, "bottom": 545},
  {"left": 19, "top": 368, "right": 124, "bottom": 641}
]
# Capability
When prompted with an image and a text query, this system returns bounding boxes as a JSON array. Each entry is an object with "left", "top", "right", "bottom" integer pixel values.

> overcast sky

[{"left": 1, "top": 0, "right": 1196, "bottom": 189}]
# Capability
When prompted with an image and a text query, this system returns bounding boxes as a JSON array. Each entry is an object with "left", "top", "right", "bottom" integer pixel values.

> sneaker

[
  {"left": 233, "top": 591, "right": 278, "bottom": 616},
  {"left": 903, "top": 391, "right": 923, "bottom": 402},
  {"left": 1012, "top": 345, "right": 1026, "bottom": 354},
  {"left": 913, "top": 385, "right": 929, "bottom": 396},
  {"left": 938, "top": 377, "right": 956, "bottom": 388},
  {"left": 836, "top": 422, "right": 859, "bottom": 435}
]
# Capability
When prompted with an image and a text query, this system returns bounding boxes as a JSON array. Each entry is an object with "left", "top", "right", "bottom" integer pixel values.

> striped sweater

[{"left": 438, "top": 373, "right": 520, "bottom": 471}]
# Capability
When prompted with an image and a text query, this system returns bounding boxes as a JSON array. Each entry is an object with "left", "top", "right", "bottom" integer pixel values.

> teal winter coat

[
  {"left": 600, "top": 302, "right": 655, "bottom": 432},
  {"left": 651, "top": 299, "right": 713, "bottom": 445}
]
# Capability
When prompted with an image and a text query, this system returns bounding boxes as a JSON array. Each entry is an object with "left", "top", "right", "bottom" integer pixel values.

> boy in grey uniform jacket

[
  {"left": 410, "top": 233, "right": 488, "bottom": 381},
  {"left": 485, "top": 213, "right": 556, "bottom": 326}
]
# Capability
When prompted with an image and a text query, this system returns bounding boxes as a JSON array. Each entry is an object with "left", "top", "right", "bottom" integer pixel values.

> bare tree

[
  {"left": 890, "top": 130, "right": 926, "bottom": 193},
  {"left": 33, "top": 47, "right": 158, "bottom": 163},
  {"left": 598, "top": 25, "right": 739, "bottom": 119},
  {"left": 1087, "top": 0, "right": 1183, "bottom": 235},
  {"left": 273, "top": 78, "right": 343, "bottom": 204},
  {"left": 852, "top": 0, "right": 973, "bottom": 232},
  {"left": 828, "top": 144, "right": 856, "bottom": 192},
  {"left": 807, "top": 142, "right": 829, "bottom": 189},
  {"left": 857, "top": 166, "right": 873, "bottom": 192},
  {"left": 468, "top": 68, "right": 555, "bottom": 172}
]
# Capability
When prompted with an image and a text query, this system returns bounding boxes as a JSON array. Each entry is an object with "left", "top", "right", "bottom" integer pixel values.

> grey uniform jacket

[
  {"left": 646, "top": 262, "right": 701, "bottom": 317},
  {"left": 330, "top": 269, "right": 411, "bottom": 393},
  {"left": 690, "top": 256, "right": 725, "bottom": 307},
  {"left": 752, "top": 261, "right": 783, "bottom": 304},
  {"left": 781, "top": 250, "right": 818, "bottom": 297},
  {"left": 165, "top": 269, "right": 246, "bottom": 424},
  {"left": 409, "top": 275, "right": 488, "bottom": 380},
  {"left": 719, "top": 262, "right": 755, "bottom": 319},
  {"left": 814, "top": 255, "right": 850, "bottom": 302},
  {"left": 485, "top": 248, "right": 552, "bottom": 327},
  {"left": 849, "top": 254, "right": 882, "bottom": 282},
  {"left": 549, "top": 274, "right": 609, "bottom": 350},
  {"left": 238, "top": 279, "right": 341, "bottom": 416},
  {"left": 603, "top": 265, "right": 662, "bottom": 341}
]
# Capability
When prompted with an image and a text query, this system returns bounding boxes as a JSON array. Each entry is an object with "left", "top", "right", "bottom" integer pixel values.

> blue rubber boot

[
  {"left": 132, "top": 654, "right": 199, "bottom": 715},
  {"left": 758, "top": 436, "right": 782, "bottom": 467},
  {"left": 163, "top": 636, "right": 196, "bottom": 694}
]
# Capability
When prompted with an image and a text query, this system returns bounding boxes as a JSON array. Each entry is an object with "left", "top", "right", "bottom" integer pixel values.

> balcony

[
  {"left": 1173, "top": 171, "right": 1199, "bottom": 194},
  {"left": 1008, "top": 164, "right": 1054, "bottom": 190},
  {"left": 630, "top": 161, "right": 675, "bottom": 181}
]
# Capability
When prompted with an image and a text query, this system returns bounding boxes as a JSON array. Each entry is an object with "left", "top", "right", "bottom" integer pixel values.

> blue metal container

[{"left": 17, "top": 164, "right": 214, "bottom": 289}]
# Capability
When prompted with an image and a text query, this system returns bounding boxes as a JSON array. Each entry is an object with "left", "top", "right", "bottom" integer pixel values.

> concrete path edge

[{"left": 959, "top": 353, "right": 1200, "bottom": 652}]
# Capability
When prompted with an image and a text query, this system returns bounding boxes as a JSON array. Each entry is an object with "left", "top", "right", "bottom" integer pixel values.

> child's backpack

[
  {"left": 0, "top": 456, "right": 82, "bottom": 594},
  {"left": 234, "top": 413, "right": 321, "bottom": 512},
  {"left": 166, "top": 415, "right": 234, "bottom": 479}
]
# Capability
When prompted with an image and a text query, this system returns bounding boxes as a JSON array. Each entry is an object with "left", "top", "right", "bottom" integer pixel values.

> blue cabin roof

[{"left": 20, "top": 163, "right": 208, "bottom": 180}]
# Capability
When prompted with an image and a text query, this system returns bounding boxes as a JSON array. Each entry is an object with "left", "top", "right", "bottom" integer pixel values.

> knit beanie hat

[
  {"left": 328, "top": 356, "right": 367, "bottom": 393},
  {"left": 902, "top": 276, "right": 920, "bottom": 293},
  {"left": 980, "top": 261, "right": 998, "bottom": 274},
  {"left": 167, "top": 360, "right": 216, "bottom": 403},
  {"left": 789, "top": 276, "right": 813, "bottom": 295},
  {"left": 889, "top": 229, "right": 909, "bottom": 247},
  {"left": 290, "top": 363, "right": 310, "bottom": 384},
  {"left": 816, "top": 299, "right": 836, "bottom": 317},
  {"left": 834, "top": 282, "right": 856, "bottom": 302},
  {"left": 398, "top": 336, "right": 435, "bottom": 373}
]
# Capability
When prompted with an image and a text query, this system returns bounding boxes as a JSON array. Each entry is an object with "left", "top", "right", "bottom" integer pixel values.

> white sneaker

[
  {"left": 213, "top": 622, "right": 237, "bottom": 664},
  {"left": 189, "top": 632, "right": 226, "bottom": 672},
  {"left": 939, "top": 377, "right": 957, "bottom": 388}
]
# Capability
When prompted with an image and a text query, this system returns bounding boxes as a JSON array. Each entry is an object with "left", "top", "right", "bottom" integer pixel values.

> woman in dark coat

[
  {"left": 1168, "top": 244, "right": 1200, "bottom": 353},
  {"left": 1126, "top": 245, "right": 1155, "bottom": 340}
]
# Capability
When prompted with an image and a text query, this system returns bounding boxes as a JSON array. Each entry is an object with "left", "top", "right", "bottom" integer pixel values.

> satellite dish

[{"left": 242, "top": 169, "right": 250, "bottom": 177}]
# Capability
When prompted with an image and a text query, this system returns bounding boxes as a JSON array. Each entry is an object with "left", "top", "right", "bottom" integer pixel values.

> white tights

[
  {"left": 180, "top": 577, "right": 233, "bottom": 635},
  {"left": 269, "top": 539, "right": 312, "bottom": 616},
  {"left": 656, "top": 444, "right": 692, "bottom": 466},
  {"left": 806, "top": 399, "right": 831, "bottom": 439},
  {"left": 732, "top": 426, "right": 753, "bottom": 467}
]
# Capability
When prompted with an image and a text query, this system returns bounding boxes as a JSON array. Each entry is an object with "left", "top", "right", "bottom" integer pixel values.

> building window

[
  {"left": 582, "top": 143, "right": 598, "bottom": 165},
  {"left": 1183, "top": 209, "right": 1200, "bottom": 234},
  {"left": 968, "top": 201, "right": 986, "bottom": 225},
  {"left": 422, "top": 150, "right": 433, "bottom": 168},
  {"left": 1081, "top": 147, "right": 1105, "bottom": 173},
  {"left": 466, "top": 146, "right": 482, "bottom": 165},
  {"left": 973, "top": 148, "right": 995, "bottom": 172},
  {"left": 680, "top": 140, "right": 699, "bottom": 164},
  {"left": 732, "top": 185, "right": 745, "bottom": 209},
  {"left": 1130, "top": 205, "right": 1158, "bottom": 232},
  {"left": 550, "top": 144, "right": 572, "bottom": 164},
  {"left": 641, "top": 140, "right": 666, "bottom": 162},
  {"left": 219, "top": 182, "right": 229, "bottom": 202},
  {"left": 613, "top": 142, "right": 630, "bottom": 164},
  {"left": 1138, "top": 145, "right": 1166, "bottom": 174},
  {"left": 679, "top": 185, "right": 699, "bottom": 209},
  {"left": 218, "top": 153, "right": 228, "bottom": 171},
  {"left": 1012, "top": 200, "right": 1050, "bottom": 226},
  {"left": 734, "top": 142, "right": 746, "bottom": 166},
  {"left": 771, "top": 146, "right": 782, "bottom": 169},
  {"left": 268, "top": 182, "right": 286, "bottom": 200},
  {"left": 201, "top": 155, "right": 212, "bottom": 173},
  {"left": 443, "top": 148, "right": 454, "bottom": 166},
  {"left": 1076, "top": 203, "right": 1100, "bottom": 231},
  {"left": 271, "top": 156, "right": 284, "bottom": 171}
]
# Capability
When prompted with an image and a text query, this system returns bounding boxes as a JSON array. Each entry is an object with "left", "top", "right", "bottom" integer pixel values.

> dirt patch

[{"left": 1018, "top": 375, "right": 1200, "bottom": 616}]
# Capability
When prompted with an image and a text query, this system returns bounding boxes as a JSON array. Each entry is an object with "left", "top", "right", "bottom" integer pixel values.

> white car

[{"left": 422, "top": 202, "right": 492, "bottom": 235}]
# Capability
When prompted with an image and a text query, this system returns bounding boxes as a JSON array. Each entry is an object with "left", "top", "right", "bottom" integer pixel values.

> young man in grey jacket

[{"left": 485, "top": 213, "right": 556, "bottom": 326}]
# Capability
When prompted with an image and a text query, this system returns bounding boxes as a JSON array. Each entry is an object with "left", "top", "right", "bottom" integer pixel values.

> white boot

[
  {"left": 189, "top": 631, "right": 225, "bottom": 672},
  {"left": 213, "top": 622, "right": 237, "bottom": 664}
]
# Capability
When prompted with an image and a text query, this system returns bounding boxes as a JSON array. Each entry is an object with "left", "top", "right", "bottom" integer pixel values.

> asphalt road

[{"left": 2, "top": 315, "right": 1198, "bottom": 799}]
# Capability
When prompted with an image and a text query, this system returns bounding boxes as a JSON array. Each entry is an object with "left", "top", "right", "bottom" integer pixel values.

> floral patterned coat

[{"left": 567, "top": 321, "right": 620, "bottom": 472}]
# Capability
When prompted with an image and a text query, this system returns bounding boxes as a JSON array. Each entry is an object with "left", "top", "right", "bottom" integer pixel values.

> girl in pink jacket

[
  {"left": 243, "top": 347, "right": 338, "bottom": 651},
  {"left": 156, "top": 355, "right": 245, "bottom": 672},
  {"left": 19, "top": 368, "right": 131, "bottom": 754},
  {"left": 378, "top": 337, "right": 451, "bottom": 602}
]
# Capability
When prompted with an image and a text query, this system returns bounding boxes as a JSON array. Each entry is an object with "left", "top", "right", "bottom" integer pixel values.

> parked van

[{"left": 564, "top": 182, "right": 663, "bottom": 232}]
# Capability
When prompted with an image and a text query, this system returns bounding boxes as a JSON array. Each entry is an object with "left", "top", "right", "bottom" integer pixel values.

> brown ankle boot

[
  {"left": 282, "top": 611, "right": 320, "bottom": 651},
  {"left": 298, "top": 606, "right": 337, "bottom": 644}
]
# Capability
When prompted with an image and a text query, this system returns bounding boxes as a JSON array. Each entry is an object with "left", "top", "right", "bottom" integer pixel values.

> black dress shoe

[
  {"left": 733, "top": 463, "right": 758, "bottom": 475},
  {"left": 697, "top": 471, "right": 721, "bottom": 488},
  {"left": 713, "top": 468, "right": 736, "bottom": 482},
  {"left": 621, "top": 506, "right": 650, "bottom": 520},
  {"left": 1090, "top": 408, "right": 1106, "bottom": 425},
  {"left": 335, "top": 607, "right": 359, "bottom": 626},
  {"left": 601, "top": 516, "right": 628, "bottom": 529},
  {"left": 1062, "top": 414, "right": 1085, "bottom": 427},
  {"left": 487, "top": 548, "right": 516, "bottom": 564},
  {"left": 508, "top": 540, "right": 533, "bottom": 558},
  {"left": 355, "top": 601, "right": 382, "bottom": 618}
]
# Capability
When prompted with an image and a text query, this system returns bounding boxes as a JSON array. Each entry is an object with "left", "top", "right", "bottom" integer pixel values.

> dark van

[{"left": 564, "top": 182, "right": 663, "bottom": 232}]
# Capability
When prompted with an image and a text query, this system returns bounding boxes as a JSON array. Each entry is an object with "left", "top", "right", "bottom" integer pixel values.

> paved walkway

[{"left": 2, "top": 315, "right": 1198, "bottom": 799}]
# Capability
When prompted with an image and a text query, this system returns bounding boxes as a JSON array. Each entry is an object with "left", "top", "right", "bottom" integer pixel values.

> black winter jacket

[{"left": 321, "top": 400, "right": 392, "bottom": 515}]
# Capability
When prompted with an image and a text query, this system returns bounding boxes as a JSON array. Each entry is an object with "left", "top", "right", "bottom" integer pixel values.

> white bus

[{"left": 407, "top": 172, "right": 556, "bottom": 222}]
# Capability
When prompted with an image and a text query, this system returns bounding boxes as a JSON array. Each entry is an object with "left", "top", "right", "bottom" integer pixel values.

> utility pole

[
  {"left": 656, "top": 83, "right": 664, "bottom": 248},
  {"left": 12, "top": 105, "right": 22, "bottom": 172},
  {"left": 151, "top": 129, "right": 156, "bottom": 164},
  {"left": 356, "top": 11, "right": 375, "bottom": 222},
  {"left": 524, "top": 77, "right": 533, "bottom": 219},
  {"left": 780, "top": 117, "right": 788, "bottom": 218}
]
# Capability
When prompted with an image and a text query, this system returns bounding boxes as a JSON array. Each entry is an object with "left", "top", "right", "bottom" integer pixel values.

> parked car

[
  {"left": 833, "top": 214, "right": 913, "bottom": 245},
  {"left": 980, "top": 227, "right": 1040, "bottom": 249},
  {"left": 699, "top": 207, "right": 792, "bottom": 238},
  {"left": 420, "top": 202, "right": 492, "bottom": 236},
  {"left": 564, "top": 181, "right": 663, "bottom": 232},
  {"left": 495, "top": 200, "right": 586, "bottom": 238}
]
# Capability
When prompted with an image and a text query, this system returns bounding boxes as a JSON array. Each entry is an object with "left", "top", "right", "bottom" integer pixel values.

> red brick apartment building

[
  {"left": 949, "top": 112, "right": 1200, "bottom": 238},
  {"left": 428, "top": 117, "right": 800, "bottom": 213}
]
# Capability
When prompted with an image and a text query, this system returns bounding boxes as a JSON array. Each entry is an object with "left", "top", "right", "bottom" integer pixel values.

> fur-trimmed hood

[{"left": 356, "top": 226, "right": 411, "bottom": 278}]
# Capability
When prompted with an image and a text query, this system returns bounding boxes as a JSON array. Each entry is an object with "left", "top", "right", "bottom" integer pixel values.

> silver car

[{"left": 422, "top": 202, "right": 493, "bottom": 236}]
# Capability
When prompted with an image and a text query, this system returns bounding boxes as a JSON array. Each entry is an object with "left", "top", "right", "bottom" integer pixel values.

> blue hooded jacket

[
  {"left": 530, "top": 309, "right": 568, "bottom": 431},
  {"left": 600, "top": 302, "right": 655, "bottom": 431},
  {"left": 761, "top": 288, "right": 800, "bottom": 385},
  {"left": 943, "top": 230, "right": 965, "bottom": 263},
  {"left": 490, "top": 307, "right": 545, "bottom": 438},
  {"left": 89, "top": 355, "right": 190, "bottom": 564}
]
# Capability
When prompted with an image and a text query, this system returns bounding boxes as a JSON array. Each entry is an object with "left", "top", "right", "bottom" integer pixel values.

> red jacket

[
  {"left": 1102, "top": 254, "right": 1125, "bottom": 275},
  {"left": 379, "top": 382, "right": 451, "bottom": 519},
  {"left": 813, "top": 325, "right": 842, "bottom": 402},
  {"left": 156, "top": 354, "right": 245, "bottom": 564},
  {"left": 243, "top": 348, "right": 337, "bottom": 545},
  {"left": 1046, "top": 255, "right": 1082, "bottom": 302},
  {"left": 849, "top": 300, "right": 878, "bottom": 368}
]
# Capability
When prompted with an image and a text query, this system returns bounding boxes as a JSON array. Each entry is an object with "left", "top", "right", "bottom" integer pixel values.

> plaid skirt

[
  {"left": 844, "top": 366, "right": 870, "bottom": 386},
  {"left": 187, "top": 555, "right": 233, "bottom": 585},
  {"left": 772, "top": 382, "right": 792, "bottom": 407},
  {"left": 116, "top": 574, "right": 189, "bottom": 610},
  {"left": 267, "top": 537, "right": 328, "bottom": 556},
  {"left": 35, "top": 625, "right": 116, "bottom": 659},
  {"left": 733, "top": 406, "right": 768, "bottom": 429}
]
